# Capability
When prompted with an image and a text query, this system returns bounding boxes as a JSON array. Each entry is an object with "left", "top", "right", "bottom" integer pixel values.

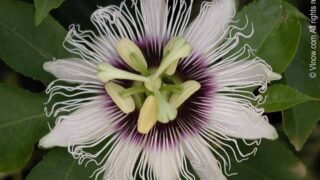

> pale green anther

[
  {"left": 163, "top": 37, "right": 187, "bottom": 75},
  {"left": 152, "top": 37, "right": 192, "bottom": 79},
  {"left": 116, "top": 38, "right": 148, "bottom": 74},
  {"left": 163, "top": 37, "right": 188, "bottom": 56},
  {"left": 105, "top": 82, "right": 135, "bottom": 114},
  {"left": 130, "top": 53, "right": 150, "bottom": 76},
  {"left": 96, "top": 63, "right": 149, "bottom": 83},
  {"left": 169, "top": 80, "right": 201, "bottom": 108},
  {"left": 165, "top": 61, "right": 179, "bottom": 75},
  {"left": 154, "top": 90, "right": 177, "bottom": 123}
]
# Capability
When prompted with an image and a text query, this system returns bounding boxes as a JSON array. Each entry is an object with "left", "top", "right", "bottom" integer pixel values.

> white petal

[
  {"left": 64, "top": 25, "right": 117, "bottom": 64},
  {"left": 102, "top": 140, "right": 142, "bottom": 180},
  {"left": 44, "top": 58, "right": 99, "bottom": 84},
  {"left": 139, "top": 0, "right": 192, "bottom": 39},
  {"left": 39, "top": 97, "right": 113, "bottom": 148},
  {"left": 91, "top": 2, "right": 144, "bottom": 44},
  {"left": 143, "top": 148, "right": 183, "bottom": 180},
  {"left": 65, "top": 1, "right": 146, "bottom": 66},
  {"left": 209, "top": 95, "right": 278, "bottom": 140},
  {"left": 213, "top": 59, "right": 281, "bottom": 90},
  {"left": 183, "top": 135, "right": 226, "bottom": 180},
  {"left": 184, "top": 0, "right": 235, "bottom": 55},
  {"left": 139, "top": 0, "right": 166, "bottom": 38}
]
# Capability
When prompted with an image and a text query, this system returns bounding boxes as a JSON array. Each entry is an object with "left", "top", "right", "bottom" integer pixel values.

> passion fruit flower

[{"left": 39, "top": 0, "right": 281, "bottom": 179}]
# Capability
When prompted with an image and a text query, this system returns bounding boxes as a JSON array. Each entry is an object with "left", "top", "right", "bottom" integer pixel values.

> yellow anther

[
  {"left": 169, "top": 80, "right": 201, "bottom": 108},
  {"left": 116, "top": 38, "right": 148, "bottom": 74},
  {"left": 105, "top": 82, "right": 135, "bottom": 114},
  {"left": 137, "top": 95, "right": 158, "bottom": 134}
]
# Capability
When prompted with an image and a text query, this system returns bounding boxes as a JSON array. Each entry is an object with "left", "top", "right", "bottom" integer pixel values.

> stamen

[
  {"left": 119, "top": 86, "right": 146, "bottom": 97},
  {"left": 129, "top": 53, "right": 150, "bottom": 76},
  {"left": 132, "top": 82, "right": 145, "bottom": 109},
  {"left": 165, "top": 61, "right": 179, "bottom": 75},
  {"left": 144, "top": 77, "right": 162, "bottom": 92},
  {"left": 96, "top": 63, "right": 149, "bottom": 83},
  {"left": 137, "top": 95, "right": 158, "bottom": 134},
  {"left": 160, "top": 84, "right": 183, "bottom": 93},
  {"left": 116, "top": 38, "right": 148, "bottom": 75},
  {"left": 133, "top": 93, "right": 144, "bottom": 109},
  {"left": 104, "top": 82, "right": 135, "bottom": 114},
  {"left": 154, "top": 90, "right": 177, "bottom": 123},
  {"left": 169, "top": 80, "right": 201, "bottom": 108},
  {"left": 152, "top": 37, "right": 192, "bottom": 79},
  {"left": 97, "top": 38, "right": 197, "bottom": 124},
  {"left": 163, "top": 37, "right": 188, "bottom": 75},
  {"left": 163, "top": 37, "right": 189, "bottom": 56}
]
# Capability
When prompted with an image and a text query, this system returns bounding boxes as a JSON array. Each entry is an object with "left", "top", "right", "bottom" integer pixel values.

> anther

[
  {"left": 163, "top": 37, "right": 188, "bottom": 75},
  {"left": 152, "top": 37, "right": 192, "bottom": 79},
  {"left": 116, "top": 38, "right": 149, "bottom": 75},
  {"left": 137, "top": 95, "right": 158, "bottom": 134},
  {"left": 169, "top": 80, "right": 201, "bottom": 108},
  {"left": 105, "top": 82, "right": 135, "bottom": 114}
]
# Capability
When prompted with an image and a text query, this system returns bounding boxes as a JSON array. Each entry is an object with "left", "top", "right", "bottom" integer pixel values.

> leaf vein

[
  {"left": 0, "top": 113, "right": 46, "bottom": 129},
  {"left": 0, "top": 19, "right": 52, "bottom": 59}
]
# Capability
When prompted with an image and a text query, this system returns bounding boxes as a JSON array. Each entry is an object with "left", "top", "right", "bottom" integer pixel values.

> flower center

[{"left": 96, "top": 38, "right": 201, "bottom": 134}]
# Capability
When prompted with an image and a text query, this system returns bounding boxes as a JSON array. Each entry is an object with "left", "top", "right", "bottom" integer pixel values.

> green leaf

[
  {"left": 261, "top": 84, "right": 316, "bottom": 112},
  {"left": 34, "top": 0, "right": 65, "bottom": 26},
  {"left": 230, "top": 140, "right": 307, "bottom": 180},
  {"left": 283, "top": 1, "right": 307, "bottom": 20},
  {"left": 0, "top": 83, "right": 48, "bottom": 172},
  {"left": 0, "top": 0, "right": 69, "bottom": 84},
  {"left": 283, "top": 21, "right": 320, "bottom": 99},
  {"left": 235, "top": 0, "right": 301, "bottom": 73},
  {"left": 256, "top": 15, "right": 301, "bottom": 73},
  {"left": 283, "top": 101, "right": 320, "bottom": 151},
  {"left": 27, "top": 148, "right": 100, "bottom": 180},
  {"left": 282, "top": 19, "right": 320, "bottom": 151}
]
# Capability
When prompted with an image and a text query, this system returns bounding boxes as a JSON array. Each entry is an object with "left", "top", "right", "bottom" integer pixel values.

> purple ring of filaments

[{"left": 104, "top": 38, "right": 216, "bottom": 150}]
